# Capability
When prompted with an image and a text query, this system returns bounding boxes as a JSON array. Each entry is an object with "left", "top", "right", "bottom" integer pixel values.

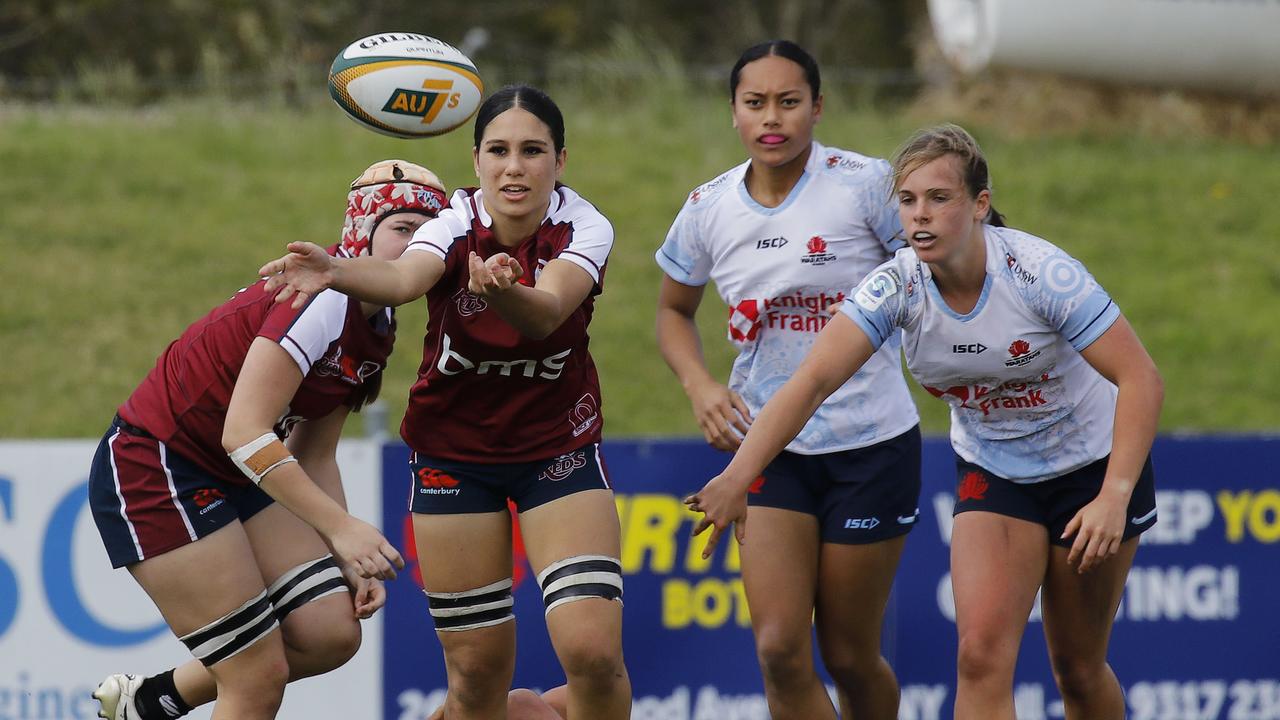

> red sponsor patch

[
  {"left": 747, "top": 476, "right": 766, "bottom": 494},
  {"left": 1008, "top": 339, "right": 1032, "bottom": 358},
  {"left": 416, "top": 467, "right": 459, "bottom": 488},
  {"left": 958, "top": 471, "right": 989, "bottom": 501}
]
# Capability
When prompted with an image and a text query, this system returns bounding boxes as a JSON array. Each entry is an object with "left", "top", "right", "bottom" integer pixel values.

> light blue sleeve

[
  {"left": 654, "top": 202, "right": 712, "bottom": 286},
  {"left": 865, "top": 159, "right": 905, "bottom": 252},
  {"left": 839, "top": 263, "right": 906, "bottom": 350},
  {"left": 1032, "top": 251, "right": 1121, "bottom": 351}
]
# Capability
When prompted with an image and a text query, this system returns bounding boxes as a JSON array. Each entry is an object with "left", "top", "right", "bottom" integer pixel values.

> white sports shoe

[{"left": 93, "top": 673, "right": 142, "bottom": 720}]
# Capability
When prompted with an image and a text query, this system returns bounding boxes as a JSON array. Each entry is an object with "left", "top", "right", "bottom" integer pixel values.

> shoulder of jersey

[
  {"left": 549, "top": 184, "right": 610, "bottom": 227},
  {"left": 683, "top": 163, "right": 746, "bottom": 211},
  {"left": 811, "top": 144, "right": 888, "bottom": 184},
  {"left": 992, "top": 225, "right": 1065, "bottom": 284}
]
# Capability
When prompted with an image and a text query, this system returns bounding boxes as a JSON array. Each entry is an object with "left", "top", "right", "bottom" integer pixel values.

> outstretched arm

[
  {"left": 468, "top": 253, "right": 595, "bottom": 340},
  {"left": 655, "top": 275, "right": 752, "bottom": 450},
  {"left": 259, "top": 242, "right": 445, "bottom": 309},
  {"left": 686, "top": 313, "right": 876, "bottom": 557}
]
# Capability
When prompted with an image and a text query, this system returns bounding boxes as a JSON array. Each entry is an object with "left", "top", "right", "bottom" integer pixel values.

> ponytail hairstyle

[
  {"left": 729, "top": 40, "right": 821, "bottom": 102},
  {"left": 890, "top": 124, "right": 1005, "bottom": 227}
]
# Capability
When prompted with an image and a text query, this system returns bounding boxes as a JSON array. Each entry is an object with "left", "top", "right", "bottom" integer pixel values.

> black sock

[{"left": 133, "top": 669, "right": 194, "bottom": 719}]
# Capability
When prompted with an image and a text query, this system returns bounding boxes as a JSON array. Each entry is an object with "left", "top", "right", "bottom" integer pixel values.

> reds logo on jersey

[
  {"left": 315, "top": 347, "right": 382, "bottom": 385},
  {"left": 453, "top": 288, "right": 488, "bottom": 317},
  {"left": 539, "top": 451, "right": 588, "bottom": 482}
]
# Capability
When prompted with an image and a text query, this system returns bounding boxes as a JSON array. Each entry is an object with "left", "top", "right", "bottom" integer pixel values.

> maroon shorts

[{"left": 89, "top": 417, "right": 274, "bottom": 568}]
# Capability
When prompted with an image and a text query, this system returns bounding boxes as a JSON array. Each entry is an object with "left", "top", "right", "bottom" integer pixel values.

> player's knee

[
  {"left": 754, "top": 630, "right": 811, "bottom": 686},
  {"left": 1049, "top": 652, "right": 1108, "bottom": 702},
  {"left": 557, "top": 639, "right": 624, "bottom": 688},
  {"left": 217, "top": 653, "right": 289, "bottom": 710},
  {"left": 955, "top": 633, "right": 1014, "bottom": 683},
  {"left": 297, "top": 617, "right": 362, "bottom": 672},
  {"left": 819, "top": 642, "right": 886, "bottom": 685},
  {"left": 443, "top": 645, "right": 511, "bottom": 705}
]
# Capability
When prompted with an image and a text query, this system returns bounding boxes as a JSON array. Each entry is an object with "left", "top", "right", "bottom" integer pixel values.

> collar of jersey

[
  {"left": 924, "top": 265, "right": 993, "bottom": 322},
  {"left": 472, "top": 187, "right": 563, "bottom": 229},
  {"left": 736, "top": 168, "right": 811, "bottom": 216}
]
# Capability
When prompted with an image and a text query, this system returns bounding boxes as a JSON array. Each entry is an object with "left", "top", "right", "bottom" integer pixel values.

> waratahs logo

[
  {"left": 801, "top": 235, "right": 836, "bottom": 266},
  {"left": 383, "top": 79, "right": 461, "bottom": 125},
  {"left": 1004, "top": 339, "right": 1043, "bottom": 367}
]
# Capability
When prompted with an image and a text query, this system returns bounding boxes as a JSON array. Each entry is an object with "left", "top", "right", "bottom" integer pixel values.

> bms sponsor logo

[{"left": 436, "top": 333, "right": 571, "bottom": 380}]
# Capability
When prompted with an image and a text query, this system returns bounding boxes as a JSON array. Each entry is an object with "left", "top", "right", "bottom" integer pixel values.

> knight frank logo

[
  {"left": 801, "top": 235, "right": 836, "bottom": 266},
  {"left": 383, "top": 79, "right": 462, "bottom": 126},
  {"left": 958, "top": 471, "right": 988, "bottom": 501},
  {"left": 1004, "top": 339, "right": 1043, "bottom": 368}
]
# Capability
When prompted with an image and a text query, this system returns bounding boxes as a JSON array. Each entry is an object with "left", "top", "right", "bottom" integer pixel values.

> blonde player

[
  {"left": 656, "top": 40, "right": 920, "bottom": 720},
  {"left": 688, "top": 124, "right": 1162, "bottom": 720}
]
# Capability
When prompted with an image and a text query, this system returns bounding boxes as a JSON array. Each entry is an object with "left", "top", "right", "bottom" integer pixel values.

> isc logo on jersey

[{"left": 328, "top": 32, "right": 484, "bottom": 138}]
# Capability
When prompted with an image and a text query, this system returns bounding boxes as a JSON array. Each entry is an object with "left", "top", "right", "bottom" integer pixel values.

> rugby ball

[{"left": 328, "top": 32, "right": 484, "bottom": 139}]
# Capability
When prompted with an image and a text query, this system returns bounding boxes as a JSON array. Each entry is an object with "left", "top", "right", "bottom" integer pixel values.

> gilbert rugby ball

[{"left": 328, "top": 33, "right": 483, "bottom": 139}]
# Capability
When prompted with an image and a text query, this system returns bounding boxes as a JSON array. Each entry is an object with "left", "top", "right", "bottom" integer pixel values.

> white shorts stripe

[
  {"left": 158, "top": 441, "right": 198, "bottom": 542},
  {"left": 107, "top": 429, "right": 145, "bottom": 562}
]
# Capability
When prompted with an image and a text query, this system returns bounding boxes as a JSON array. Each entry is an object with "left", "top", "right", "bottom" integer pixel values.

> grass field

[{"left": 2, "top": 91, "right": 1278, "bottom": 439}]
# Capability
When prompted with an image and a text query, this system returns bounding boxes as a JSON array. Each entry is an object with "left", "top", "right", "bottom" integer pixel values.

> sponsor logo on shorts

[
  {"left": 540, "top": 451, "right": 588, "bottom": 482},
  {"left": 416, "top": 467, "right": 461, "bottom": 496},
  {"left": 192, "top": 488, "right": 226, "bottom": 515},
  {"left": 747, "top": 476, "right": 766, "bottom": 494},
  {"left": 1004, "top": 339, "right": 1043, "bottom": 367},
  {"left": 801, "top": 236, "right": 837, "bottom": 266},
  {"left": 896, "top": 511, "right": 919, "bottom": 524},
  {"left": 844, "top": 517, "right": 880, "bottom": 530},
  {"left": 958, "top": 471, "right": 989, "bottom": 501}
]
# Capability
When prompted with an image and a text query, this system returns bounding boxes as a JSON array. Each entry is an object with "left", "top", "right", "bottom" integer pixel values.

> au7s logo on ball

[{"left": 383, "top": 79, "right": 462, "bottom": 126}]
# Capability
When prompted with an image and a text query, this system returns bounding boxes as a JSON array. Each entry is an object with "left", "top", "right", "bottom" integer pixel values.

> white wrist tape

[{"left": 229, "top": 432, "right": 297, "bottom": 485}]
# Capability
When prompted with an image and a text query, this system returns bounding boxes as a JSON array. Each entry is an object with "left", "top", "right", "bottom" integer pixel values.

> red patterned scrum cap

[{"left": 339, "top": 159, "right": 448, "bottom": 258}]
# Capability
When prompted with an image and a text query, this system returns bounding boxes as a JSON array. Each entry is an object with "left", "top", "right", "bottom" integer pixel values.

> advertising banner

[
  {"left": 382, "top": 436, "right": 1280, "bottom": 720},
  {"left": 0, "top": 439, "right": 384, "bottom": 720}
]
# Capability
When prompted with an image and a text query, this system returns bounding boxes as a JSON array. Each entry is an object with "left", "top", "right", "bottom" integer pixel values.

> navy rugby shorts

[
  {"left": 408, "top": 441, "right": 611, "bottom": 514},
  {"left": 952, "top": 454, "right": 1158, "bottom": 547},
  {"left": 748, "top": 425, "right": 922, "bottom": 545},
  {"left": 89, "top": 417, "right": 275, "bottom": 568}
]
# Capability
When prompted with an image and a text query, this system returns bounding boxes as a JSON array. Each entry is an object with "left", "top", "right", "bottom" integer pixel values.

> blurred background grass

[{"left": 2, "top": 79, "right": 1278, "bottom": 438}]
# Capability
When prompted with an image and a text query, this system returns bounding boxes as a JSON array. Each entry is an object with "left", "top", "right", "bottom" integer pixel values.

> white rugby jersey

[
  {"left": 843, "top": 225, "right": 1121, "bottom": 482},
  {"left": 656, "top": 141, "right": 919, "bottom": 454}
]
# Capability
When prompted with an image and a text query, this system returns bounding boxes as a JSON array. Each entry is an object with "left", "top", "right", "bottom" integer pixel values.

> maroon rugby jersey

[
  {"left": 401, "top": 184, "right": 612, "bottom": 462},
  {"left": 118, "top": 281, "right": 395, "bottom": 485}
]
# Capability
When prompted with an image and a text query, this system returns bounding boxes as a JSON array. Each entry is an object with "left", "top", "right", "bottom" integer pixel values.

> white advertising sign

[{"left": 0, "top": 440, "right": 383, "bottom": 720}]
